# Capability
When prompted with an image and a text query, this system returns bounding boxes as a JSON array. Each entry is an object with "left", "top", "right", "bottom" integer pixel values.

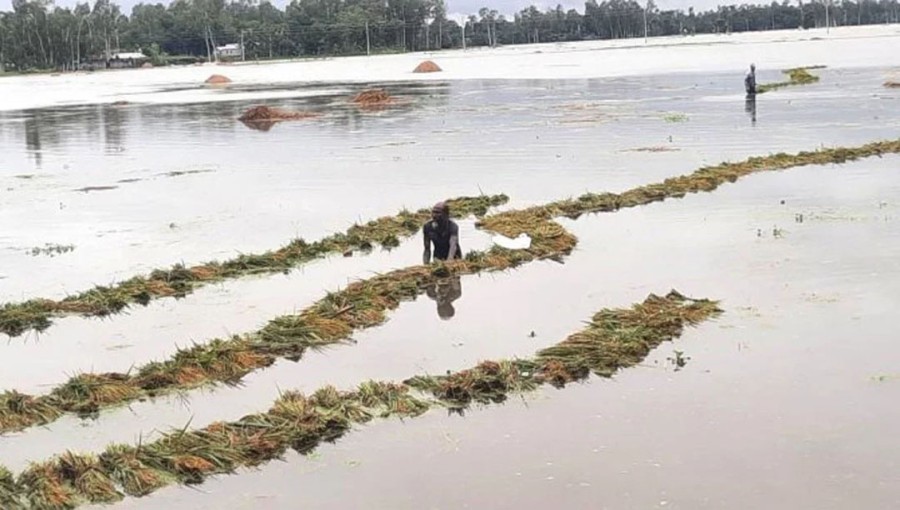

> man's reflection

[
  {"left": 426, "top": 276, "right": 462, "bottom": 320},
  {"left": 745, "top": 95, "right": 757, "bottom": 126}
]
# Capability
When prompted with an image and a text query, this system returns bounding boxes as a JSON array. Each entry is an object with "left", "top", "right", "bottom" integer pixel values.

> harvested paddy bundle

[
  {"left": 238, "top": 105, "right": 319, "bottom": 122},
  {"left": 238, "top": 106, "right": 320, "bottom": 131},
  {"left": 757, "top": 66, "right": 821, "bottom": 93},
  {"left": 413, "top": 60, "right": 442, "bottom": 73},
  {"left": 0, "top": 209, "right": 574, "bottom": 435},
  {"left": 2, "top": 140, "right": 900, "bottom": 435},
  {"left": 352, "top": 88, "right": 393, "bottom": 107},
  {"left": 7, "top": 137, "right": 897, "bottom": 339},
  {"left": 0, "top": 465, "right": 18, "bottom": 507},
  {"left": 204, "top": 74, "right": 231, "bottom": 85},
  {"left": 0, "top": 292, "right": 719, "bottom": 507},
  {"left": 0, "top": 195, "right": 507, "bottom": 337}
]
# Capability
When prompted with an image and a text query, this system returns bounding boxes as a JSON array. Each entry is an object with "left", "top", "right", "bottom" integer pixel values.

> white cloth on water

[{"left": 491, "top": 233, "right": 532, "bottom": 249}]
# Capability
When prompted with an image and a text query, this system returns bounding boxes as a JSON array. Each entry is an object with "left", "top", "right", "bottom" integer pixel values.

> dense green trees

[{"left": 1, "top": 0, "right": 898, "bottom": 72}]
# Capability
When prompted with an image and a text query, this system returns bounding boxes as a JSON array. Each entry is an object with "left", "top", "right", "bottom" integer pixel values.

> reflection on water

[
  {"left": 0, "top": 67, "right": 898, "bottom": 304},
  {"left": 2, "top": 81, "right": 450, "bottom": 167},
  {"left": 0, "top": 59, "right": 899, "bottom": 510},
  {"left": 101, "top": 106, "right": 126, "bottom": 153},
  {"left": 745, "top": 95, "right": 757, "bottom": 126},
  {"left": 23, "top": 114, "right": 43, "bottom": 168},
  {"left": 425, "top": 276, "right": 463, "bottom": 320},
  {"left": 67, "top": 156, "right": 900, "bottom": 510}
]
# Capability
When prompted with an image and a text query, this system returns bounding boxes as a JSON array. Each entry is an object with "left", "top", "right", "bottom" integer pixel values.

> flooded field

[{"left": 2, "top": 26, "right": 900, "bottom": 510}]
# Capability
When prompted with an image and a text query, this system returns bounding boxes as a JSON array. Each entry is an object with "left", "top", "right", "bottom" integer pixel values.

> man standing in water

[
  {"left": 745, "top": 63, "right": 757, "bottom": 96},
  {"left": 423, "top": 201, "right": 462, "bottom": 264}
]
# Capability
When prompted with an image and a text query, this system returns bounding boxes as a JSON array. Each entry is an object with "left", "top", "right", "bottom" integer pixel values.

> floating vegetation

[
  {"left": 161, "top": 169, "right": 215, "bottom": 178},
  {"left": 238, "top": 105, "right": 318, "bottom": 122},
  {"left": 885, "top": 80, "right": 900, "bottom": 89},
  {"left": 1, "top": 139, "right": 897, "bottom": 434},
  {"left": 238, "top": 106, "right": 321, "bottom": 131},
  {"left": 0, "top": 466, "right": 17, "bottom": 507},
  {"left": 0, "top": 206, "right": 572, "bottom": 435},
  {"left": 0, "top": 195, "right": 507, "bottom": 337},
  {"left": 27, "top": 244, "right": 75, "bottom": 257},
  {"left": 757, "top": 66, "right": 822, "bottom": 93},
  {"left": 662, "top": 112, "right": 689, "bottom": 123},
  {"left": 73, "top": 186, "right": 118, "bottom": 193},
  {"left": 0, "top": 292, "right": 719, "bottom": 507},
  {"left": 352, "top": 89, "right": 394, "bottom": 109},
  {"left": 478, "top": 138, "right": 900, "bottom": 233},
  {"left": 622, "top": 146, "right": 680, "bottom": 152}
]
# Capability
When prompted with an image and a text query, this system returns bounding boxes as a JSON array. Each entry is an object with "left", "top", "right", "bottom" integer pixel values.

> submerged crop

[
  {"left": 757, "top": 66, "right": 823, "bottom": 93},
  {"left": 0, "top": 195, "right": 508, "bottom": 337},
  {"left": 0, "top": 291, "right": 720, "bottom": 509},
  {"left": 0, "top": 139, "right": 896, "bottom": 437}
]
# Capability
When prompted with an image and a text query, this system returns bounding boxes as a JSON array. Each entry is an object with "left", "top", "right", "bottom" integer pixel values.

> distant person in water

[
  {"left": 423, "top": 201, "right": 462, "bottom": 264},
  {"left": 745, "top": 63, "right": 757, "bottom": 96}
]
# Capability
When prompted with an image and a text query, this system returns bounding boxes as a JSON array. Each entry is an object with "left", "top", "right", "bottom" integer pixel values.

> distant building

[
  {"left": 109, "top": 52, "right": 149, "bottom": 69},
  {"left": 79, "top": 51, "right": 149, "bottom": 70},
  {"left": 215, "top": 43, "right": 243, "bottom": 60}
]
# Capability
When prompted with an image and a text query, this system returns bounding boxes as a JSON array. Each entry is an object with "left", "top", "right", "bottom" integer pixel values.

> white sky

[{"left": 0, "top": 0, "right": 758, "bottom": 19}]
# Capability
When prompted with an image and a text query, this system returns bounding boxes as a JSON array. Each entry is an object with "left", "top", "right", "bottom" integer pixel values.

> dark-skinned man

[{"left": 422, "top": 201, "right": 462, "bottom": 264}]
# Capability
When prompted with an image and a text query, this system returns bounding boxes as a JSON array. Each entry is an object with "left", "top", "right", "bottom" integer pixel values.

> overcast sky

[{"left": 0, "top": 0, "right": 743, "bottom": 18}]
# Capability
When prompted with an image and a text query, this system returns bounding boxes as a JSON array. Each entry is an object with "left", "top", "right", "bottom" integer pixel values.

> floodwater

[
  {"left": 1, "top": 66, "right": 896, "bottom": 301},
  {"left": 70, "top": 155, "right": 900, "bottom": 510},
  {"left": 1, "top": 56, "right": 899, "bottom": 509}
]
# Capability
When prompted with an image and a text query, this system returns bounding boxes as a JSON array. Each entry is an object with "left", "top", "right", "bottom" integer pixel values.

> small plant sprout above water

[
  {"left": 667, "top": 350, "right": 690, "bottom": 371},
  {"left": 662, "top": 112, "right": 689, "bottom": 122}
]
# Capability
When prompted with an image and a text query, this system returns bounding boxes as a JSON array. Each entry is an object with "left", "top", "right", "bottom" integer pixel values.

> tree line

[{"left": 1, "top": 0, "right": 898, "bottom": 72}]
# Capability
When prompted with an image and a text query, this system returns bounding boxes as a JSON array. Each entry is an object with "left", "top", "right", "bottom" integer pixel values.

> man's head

[
  {"left": 750, "top": 63, "right": 756, "bottom": 72},
  {"left": 437, "top": 301, "right": 455, "bottom": 320},
  {"left": 431, "top": 201, "right": 449, "bottom": 223}
]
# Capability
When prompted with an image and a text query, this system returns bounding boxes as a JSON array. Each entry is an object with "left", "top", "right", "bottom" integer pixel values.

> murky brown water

[{"left": 1, "top": 66, "right": 900, "bottom": 508}]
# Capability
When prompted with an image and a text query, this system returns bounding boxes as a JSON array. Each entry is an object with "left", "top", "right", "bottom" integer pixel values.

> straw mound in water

[
  {"left": 413, "top": 60, "right": 442, "bottom": 73},
  {"left": 204, "top": 74, "right": 231, "bottom": 85},
  {"left": 238, "top": 106, "right": 319, "bottom": 122},
  {"left": 885, "top": 80, "right": 900, "bottom": 88},
  {"left": 352, "top": 89, "right": 393, "bottom": 107}
]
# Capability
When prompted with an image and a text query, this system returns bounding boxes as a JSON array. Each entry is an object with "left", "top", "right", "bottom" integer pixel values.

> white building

[
  {"left": 215, "top": 43, "right": 243, "bottom": 59},
  {"left": 113, "top": 52, "right": 147, "bottom": 60}
]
